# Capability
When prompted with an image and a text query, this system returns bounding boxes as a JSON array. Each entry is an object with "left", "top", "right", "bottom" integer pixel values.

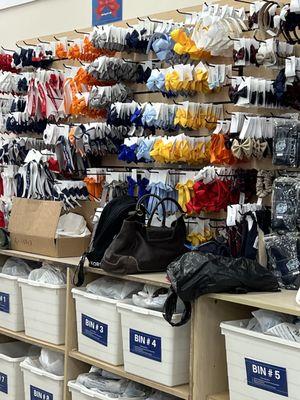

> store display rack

[{"left": 0, "top": 1, "right": 298, "bottom": 399}]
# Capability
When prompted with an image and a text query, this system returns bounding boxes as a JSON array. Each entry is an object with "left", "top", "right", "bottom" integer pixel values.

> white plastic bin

[
  {"left": 18, "top": 278, "right": 66, "bottom": 345},
  {"left": 68, "top": 380, "right": 145, "bottom": 400},
  {"left": 0, "top": 273, "right": 25, "bottom": 331},
  {"left": 0, "top": 341, "right": 31, "bottom": 399},
  {"left": 72, "top": 288, "right": 123, "bottom": 365},
  {"left": 21, "top": 358, "right": 64, "bottom": 400},
  {"left": 221, "top": 319, "right": 300, "bottom": 400},
  {"left": 118, "top": 302, "right": 190, "bottom": 387}
]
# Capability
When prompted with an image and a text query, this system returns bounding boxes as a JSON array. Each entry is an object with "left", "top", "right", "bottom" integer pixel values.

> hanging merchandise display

[
  {"left": 1, "top": 3, "right": 300, "bottom": 400},
  {"left": 0, "top": 0, "right": 299, "bottom": 344}
]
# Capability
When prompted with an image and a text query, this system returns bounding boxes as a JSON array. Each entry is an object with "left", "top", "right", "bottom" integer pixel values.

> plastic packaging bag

[
  {"left": 164, "top": 251, "right": 279, "bottom": 326},
  {"left": 271, "top": 176, "right": 300, "bottom": 231},
  {"left": 76, "top": 368, "right": 148, "bottom": 398},
  {"left": 251, "top": 309, "right": 293, "bottom": 332},
  {"left": 132, "top": 285, "right": 168, "bottom": 311},
  {"left": 146, "top": 391, "right": 178, "bottom": 400},
  {"left": 39, "top": 349, "right": 64, "bottom": 375},
  {"left": 56, "top": 213, "right": 90, "bottom": 238},
  {"left": 77, "top": 372, "right": 127, "bottom": 395},
  {"left": 273, "top": 121, "right": 300, "bottom": 167},
  {"left": 23, "top": 349, "right": 64, "bottom": 376},
  {"left": 28, "top": 262, "right": 67, "bottom": 285},
  {"left": 1, "top": 257, "right": 34, "bottom": 277},
  {"left": 0, "top": 342, "right": 39, "bottom": 359},
  {"left": 246, "top": 309, "right": 300, "bottom": 342},
  {"left": 92, "top": 367, "right": 120, "bottom": 380},
  {"left": 86, "top": 277, "right": 143, "bottom": 300},
  {"left": 265, "top": 232, "right": 300, "bottom": 288}
]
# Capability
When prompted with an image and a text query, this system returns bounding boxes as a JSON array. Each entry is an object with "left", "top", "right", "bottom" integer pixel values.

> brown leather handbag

[{"left": 101, "top": 195, "right": 187, "bottom": 274}]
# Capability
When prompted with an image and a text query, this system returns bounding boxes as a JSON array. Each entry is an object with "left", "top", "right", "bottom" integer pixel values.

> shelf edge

[{"left": 69, "top": 350, "right": 190, "bottom": 399}]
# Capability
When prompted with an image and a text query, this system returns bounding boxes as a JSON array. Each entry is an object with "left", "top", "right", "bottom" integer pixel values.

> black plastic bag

[{"left": 163, "top": 252, "right": 279, "bottom": 326}]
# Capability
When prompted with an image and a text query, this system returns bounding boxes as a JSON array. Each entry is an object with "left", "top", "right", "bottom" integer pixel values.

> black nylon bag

[
  {"left": 163, "top": 251, "right": 280, "bottom": 327},
  {"left": 87, "top": 195, "right": 138, "bottom": 267},
  {"left": 73, "top": 195, "right": 138, "bottom": 286}
]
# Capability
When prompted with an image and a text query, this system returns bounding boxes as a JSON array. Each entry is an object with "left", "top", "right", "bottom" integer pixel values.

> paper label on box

[
  {"left": 0, "top": 373, "right": 7, "bottom": 394},
  {"left": 130, "top": 329, "right": 162, "bottom": 362},
  {"left": 81, "top": 314, "right": 108, "bottom": 346},
  {"left": 245, "top": 358, "right": 288, "bottom": 397},
  {"left": 30, "top": 385, "right": 53, "bottom": 400},
  {"left": 0, "top": 292, "right": 9, "bottom": 313}
]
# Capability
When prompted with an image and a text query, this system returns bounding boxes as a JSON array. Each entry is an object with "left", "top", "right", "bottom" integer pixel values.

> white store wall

[{"left": 0, "top": 0, "right": 200, "bottom": 47}]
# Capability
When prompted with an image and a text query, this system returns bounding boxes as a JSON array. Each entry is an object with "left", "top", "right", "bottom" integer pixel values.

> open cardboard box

[{"left": 9, "top": 198, "right": 97, "bottom": 258}]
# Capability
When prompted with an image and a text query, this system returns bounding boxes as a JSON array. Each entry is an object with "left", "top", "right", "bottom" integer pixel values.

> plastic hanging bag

[
  {"left": 271, "top": 176, "right": 300, "bottom": 231},
  {"left": 28, "top": 262, "right": 67, "bottom": 285},
  {"left": 86, "top": 277, "right": 143, "bottom": 300},
  {"left": 265, "top": 232, "right": 300, "bottom": 288},
  {"left": 1, "top": 257, "right": 34, "bottom": 277},
  {"left": 273, "top": 120, "right": 300, "bottom": 167}
]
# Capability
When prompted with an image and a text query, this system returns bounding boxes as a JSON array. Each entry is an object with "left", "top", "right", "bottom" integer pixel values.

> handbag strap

[
  {"left": 73, "top": 252, "right": 87, "bottom": 287},
  {"left": 163, "top": 288, "right": 192, "bottom": 327},
  {"left": 147, "top": 197, "right": 184, "bottom": 228},
  {"left": 136, "top": 193, "right": 167, "bottom": 223}
]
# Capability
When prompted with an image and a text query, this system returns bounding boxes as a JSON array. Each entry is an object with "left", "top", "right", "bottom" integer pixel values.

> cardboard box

[{"left": 9, "top": 198, "right": 96, "bottom": 258}]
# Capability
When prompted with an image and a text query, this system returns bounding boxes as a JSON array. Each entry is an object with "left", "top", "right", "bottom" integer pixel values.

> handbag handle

[
  {"left": 136, "top": 193, "right": 166, "bottom": 222},
  {"left": 147, "top": 197, "right": 184, "bottom": 228}
]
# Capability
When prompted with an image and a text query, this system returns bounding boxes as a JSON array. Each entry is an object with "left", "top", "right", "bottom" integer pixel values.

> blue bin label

[
  {"left": 245, "top": 358, "right": 288, "bottom": 397},
  {"left": 130, "top": 329, "right": 161, "bottom": 362},
  {"left": 0, "top": 292, "right": 9, "bottom": 313},
  {"left": 81, "top": 314, "right": 108, "bottom": 346},
  {"left": 0, "top": 372, "right": 7, "bottom": 394},
  {"left": 30, "top": 385, "right": 53, "bottom": 400}
]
